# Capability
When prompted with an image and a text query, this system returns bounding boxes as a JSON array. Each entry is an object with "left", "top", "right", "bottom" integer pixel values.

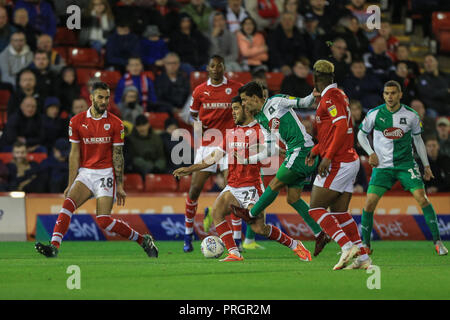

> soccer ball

[{"left": 201, "top": 236, "right": 225, "bottom": 258}]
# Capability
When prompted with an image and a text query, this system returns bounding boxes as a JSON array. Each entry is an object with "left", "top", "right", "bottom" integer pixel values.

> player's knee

[
  {"left": 286, "top": 193, "right": 299, "bottom": 205},
  {"left": 250, "top": 224, "right": 264, "bottom": 235}
]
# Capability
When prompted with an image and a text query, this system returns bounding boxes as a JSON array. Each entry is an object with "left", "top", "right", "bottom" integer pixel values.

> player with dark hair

[
  {"left": 174, "top": 96, "right": 312, "bottom": 261},
  {"left": 304, "top": 60, "right": 370, "bottom": 270},
  {"left": 358, "top": 80, "right": 448, "bottom": 256},
  {"left": 35, "top": 81, "right": 158, "bottom": 258},
  {"left": 231, "top": 81, "right": 332, "bottom": 257},
  {"left": 183, "top": 55, "right": 243, "bottom": 252}
]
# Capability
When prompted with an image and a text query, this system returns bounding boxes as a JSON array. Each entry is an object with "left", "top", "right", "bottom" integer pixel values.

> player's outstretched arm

[
  {"left": 64, "top": 142, "right": 80, "bottom": 198},
  {"left": 173, "top": 149, "right": 224, "bottom": 178},
  {"left": 113, "top": 145, "right": 127, "bottom": 206},
  {"left": 295, "top": 89, "right": 320, "bottom": 109}
]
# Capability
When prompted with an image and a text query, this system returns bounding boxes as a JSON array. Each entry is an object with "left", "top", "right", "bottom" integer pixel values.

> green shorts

[
  {"left": 368, "top": 166, "right": 424, "bottom": 196},
  {"left": 275, "top": 147, "right": 318, "bottom": 188}
]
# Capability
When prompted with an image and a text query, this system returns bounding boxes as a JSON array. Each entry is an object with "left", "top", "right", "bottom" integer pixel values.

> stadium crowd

[{"left": 0, "top": 0, "right": 448, "bottom": 193}]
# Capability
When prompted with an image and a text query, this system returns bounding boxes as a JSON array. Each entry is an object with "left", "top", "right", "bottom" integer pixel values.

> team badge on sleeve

[
  {"left": 327, "top": 105, "right": 337, "bottom": 117},
  {"left": 120, "top": 129, "right": 125, "bottom": 140},
  {"left": 69, "top": 126, "right": 72, "bottom": 136}
]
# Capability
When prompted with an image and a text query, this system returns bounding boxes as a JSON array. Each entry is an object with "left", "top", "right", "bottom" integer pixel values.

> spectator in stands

[
  {"left": 327, "top": 38, "right": 352, "bottom": 86},
  {"left": 112, "top": 0, "right": 151, "bottom": 36},
  {"left": 422, "top": 136, "right": 450, "bottom": 193},
  {"left": 146, "top": 0, "right": 180, "bottom": 39},
  {"left": 154, "top": 52, "right": 190, "bottom": 113},
  {"left": 251, "top": 68, "right": 273, "bottom": 97},
  {"left": 125, "top": 114, "right": 166, "bottom": 176},
  {"left": 410, "top": 99, "right": 437, "bottom": 138},
  {"left": 54, "top": 66, "right": 80, "bottom": 115},
  {"left": 140, "top": 25, "right": 168, "bottom": 70},
  {"left": 363, "top": 36, "right": 394, "bottom": 83},
  {"left": 0, "top": 31, "right": 33, "bottom": 86},
  {"left": 79, "top": 0, "right": 115, "bottom": 53},
  {"left": 1, "top": 96, "right": 43, "bottom": 152},
  {"left": 416, "top": 54, "right": 450, "bottom": 116},
  {"left": 14, "top": 0, "right": 56, "bottom": 38},
  {"left": 28, "top": 49, "right": 56, "bottom": 101},
  {"left": 335, "top": 14, "right": 370, "bottom": 61},
  {"left": 117, "top": 85, "right": 144, "bottom": 125},
  {"left": 345, "top": 0, "right": 377, "bottom": 39},
  {"left": 280, "top": 57, "right": 313, "bottom": 98},
  {"left": 378, "top": 20, "right": 399, "bottom": 61},
  {"left": 343, "top": 60, "right": 383, "bottom": 111},
  {"left": 236, "top": 17, "right": 268, "bottom": 72},
  {"left": 168, "top": 13, "right": 210, "bottom": 74},
  {"left": 114, "top": 56, "right": 157, "bottom": 110},
  {"left": 80, "top": 76, "right": 98, "bottom": 105},
  {"left": 302, "top": 12, "right": 328, "bottom": 63},
  {"left": 395, "top": 45, "right": 420, "bottom": 77},
  {"left": 0, "top": 5, "right": 17, "bottom": 53},
  {"left": 208, "top": 11, "right": 241, "bottom": 72},
  {"left": 7, "top": 140, "right": 45, "bottom": 192},
  {"left": 267, "top": 11, "right": 307, "bottom": 75},
  {"left": 37, "top": 34, "right": 65, "bottom": 73},
  {"left": 180, "top": 0, "right": 213, "bottom": 35},
  {"left": 40, "top": 137, "right": 69, "bottom": 193},
  {"left": 12, "top": 8, "right": 37, "bottom": 51},
  {"left": 160, "top": 117, "right": 193, "bottom": 173},
  {"left": 389, "top": 61, "right": 416, "bottom": 105},
  {"left": 283, "top": 0, "right": 305, "bottom": 31},
  {"left": 436, "top": 117, "right": 450, "bottom": 158},
  {"left": 105, "top": 20, "right": 140, "bottom": 73},
  {"left": 69, "top": 97, "right": 88, "bottom": 119},
  {"left": 41, "top": 96, "right": 67, "bottom": 152},
  {"left": 6, "top": 68, "right": 41, "bottom": 115},
  {"left": 244, "top": 0, "right": 281, "bottom": 31},
  {"left": 349, "top": 99, "right": 366, "bottom": 155},
  {"left": 304, "top": 0, "right": 337, "bottom": 34},
  {"left": 226, "top": 0, "right": 249, "bottom": 33},
  {"left": 0, "top": 158, "right": 8, "bottom": 191}
]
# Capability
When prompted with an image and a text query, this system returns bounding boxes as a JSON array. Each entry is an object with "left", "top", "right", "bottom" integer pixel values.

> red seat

[
  {"left": 178, "top": 175, "right": 192, "bottom": 192},
  {"left": 145, "top": 174, "right": 178, "bottom": 192},
  {"left": 68, "top": 47, "right": 102, "bottom": 68},
  {"left": 0, "top": 89, "right": 10, "bottom": 106},
  {"left": 226, "top": 71, "right": 252, "bottom": 85},
  {"left": 53, "top": 47, "right": 68, "bottom": 63},
  {"left": 432, "top": 12, "right": 450, "bottom": 36},
  {"left": 76, "top": 68, "right": 97, "bottom": 86},
  {"left": 147, "top": 112, "right": 170, "bottom": 130},
  {"left": 190, "top": 71, "right": 208, "bottom": 90},
  {"left": 54, "top": 27, "right": 78, "bottom": 46},
  {"left": 76, "top": 68, "right": 121, "bottom": 89},
  {"left": 266, "top": 72, "right": 284, "bottom": 94},
  {"left": 124, "top": 173, "right": 144, "bottom": 192},
  {"left": 438, "top": 31, "right": 450, "bottom": 53}
]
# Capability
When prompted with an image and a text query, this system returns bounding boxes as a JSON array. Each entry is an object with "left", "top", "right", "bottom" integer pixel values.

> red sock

[
  {"left": 96, "top": 215, "right": 144, "bottom": 245},
  {"left": 215, "top": 220, "right": 238, "bottom": 253},
  {"left": 230, "top": 213, "right": 242, "bottom": 240},
  {"left": 309, "top": 208, "right": 352, "bottom": 248},
  {"left": 334, "top": 212, "right": 365, "bottom": 255},
  {"left": 51, "top": 197, "right": 76, "bottom": 248},
  {"left": 268, "top": 225, "right": 294, "bottom": 249},
  {"left": 185, "top": 196, "right": 198, "bottom": 235}
]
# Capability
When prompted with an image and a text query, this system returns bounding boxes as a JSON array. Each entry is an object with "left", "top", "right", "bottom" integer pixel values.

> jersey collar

[
  {"left": 238, "top": 120, "right": 258, "bottom": 128},
  {"left": 321, "top": 83, "right": 338, "bottom": 97},
  {"left": 87, "top": 107, "right": 108, "bottom": 120},
  {"left": 207, "top": 77, "right": 228, "bottom": 87}
]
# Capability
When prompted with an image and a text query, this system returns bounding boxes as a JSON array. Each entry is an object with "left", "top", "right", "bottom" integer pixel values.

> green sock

[
  {"left": 290, "top": 198, "right": 322, "bottom": 236},
  {"left": 245, "top": 225, "right": 256, "bottom": 241},
  {"left": 422, "top": 204, "right": 441, "bottom": 242},
  {"left": 361, "top": 209, "right": 374, "bottom": 246},
  {"left": 250, "top": 186, "right": 279, "bottom": 218}
]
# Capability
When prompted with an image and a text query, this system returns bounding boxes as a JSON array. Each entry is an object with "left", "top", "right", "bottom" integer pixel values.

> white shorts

[
  {"left": 219, "top": 184, "right": 264, "bottom": 209},
  {"left": 313, "top": 158, "right": 360, "bottom": 193},
  {"left": 72, "top": 167, "right": 116, "bottom": 199},
  {"left": 194, "top": 146, "right": 228, "bottom": 173}
]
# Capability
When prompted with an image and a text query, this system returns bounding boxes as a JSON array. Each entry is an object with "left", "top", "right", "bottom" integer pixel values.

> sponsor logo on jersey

[
  {"left": 82, "top": 137, "right": 112, "bottom": 144},
  {"left": 81, "top": 124, "right": 88, "bottom": 129},
  {"left": 327, "top": 105, "right": 337, "bottom": 117},
  {"left": 203, "top": 91, "right": 210, "bottom": 96},
  {"left": 202, "top": 102, "right": 231, "bottom": 109},
  {"left": 104, "top": 123, "right": 111, "bottom": 130},
  {"left": 269, "top": 118, "right": 280, "bottom": 130},
  {"left": 383, "top": 127, "right": 404, "bottom": 139},
  {"left": 228, "top": 142, "right": 249, "bottom": 149}
]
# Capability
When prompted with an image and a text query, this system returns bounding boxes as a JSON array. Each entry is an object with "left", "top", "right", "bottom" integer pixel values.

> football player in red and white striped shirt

[
  {"left": 35, "top": 82, "right": 158, "bottom": 258},
  {"left": 305, "top": 60, "right": 371, "bottom": 270},
  {"left": 183, "top": 55, "right": 243, "bottom": 252},
  {"left": 174, "top": 96, "right": 311, "bottom": 261}
]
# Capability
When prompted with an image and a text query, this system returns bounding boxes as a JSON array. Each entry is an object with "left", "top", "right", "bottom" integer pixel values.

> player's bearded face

[
  {"left": 232, "top": 103, "right": 244, "bottom": 125},
  {"left": 92, "top": 89, "right": 110, "bottom": 114}
]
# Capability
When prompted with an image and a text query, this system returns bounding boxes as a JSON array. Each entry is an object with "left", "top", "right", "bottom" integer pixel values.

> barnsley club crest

[{"left": 104, "top": 123, "right": 111, "bottom": 130}]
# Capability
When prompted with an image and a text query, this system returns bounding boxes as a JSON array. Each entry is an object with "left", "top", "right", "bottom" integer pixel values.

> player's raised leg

[
  {"left": 184, "top": 170, "right": 211, "bottom": 252},
  {"left": 211, "top": 191, "right": 243, "bottom": 261},
  {"left": 411, "top": 188, "right": 448, "bottom": 255},
  {"left": 35, "top": 181, "right": 92, "bottom": 257},
  {"left": 95, "top": 196, "right": 158, "bottom": 257}
]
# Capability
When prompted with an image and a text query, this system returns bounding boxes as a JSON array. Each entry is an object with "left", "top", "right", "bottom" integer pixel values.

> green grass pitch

[{"left": 1, "top": 241, "right": 449, "bottom": 300}]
